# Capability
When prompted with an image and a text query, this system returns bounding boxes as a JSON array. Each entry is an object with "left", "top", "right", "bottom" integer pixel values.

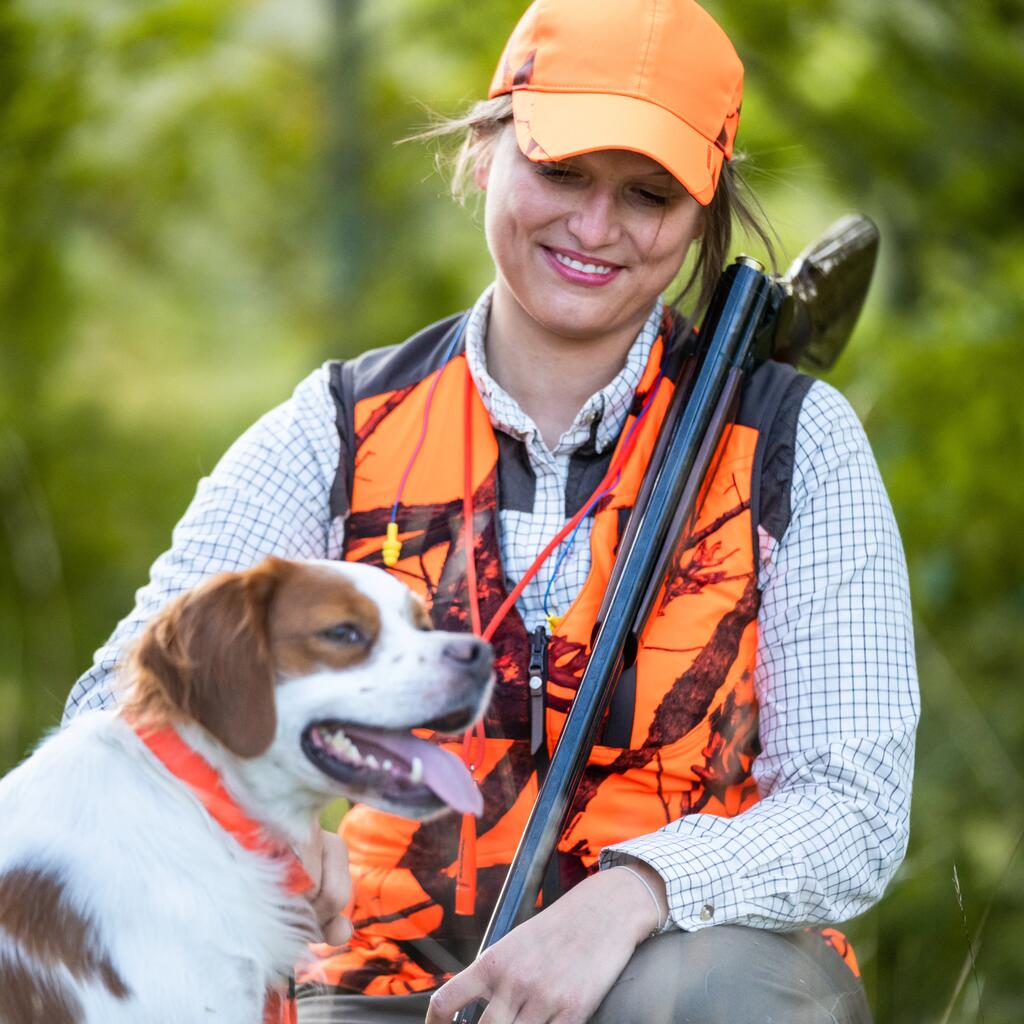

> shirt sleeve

[
  {"left": 63, "top": 364, "right": 345, "bottom": 721},
  {"left": 599, "top": 380, "right": 920, "bottom": 931}
]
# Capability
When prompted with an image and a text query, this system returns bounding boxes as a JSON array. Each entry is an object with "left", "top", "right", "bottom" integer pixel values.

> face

[
  {"left": 129, "top": 558, "right": 494, "bottom": 821},
  {"left": 270, "top": 561, "right": 495, "bottom": 820},
  {"left": 477, "top": 125, "right": 704, "bottom": 349}
]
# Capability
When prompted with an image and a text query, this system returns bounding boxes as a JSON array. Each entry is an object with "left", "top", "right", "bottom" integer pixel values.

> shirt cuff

[{"left": 599, "top": 833, "right": 745, "bottom": 933}]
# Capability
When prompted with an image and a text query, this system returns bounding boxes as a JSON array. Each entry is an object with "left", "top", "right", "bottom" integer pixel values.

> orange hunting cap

[{"left": 488, "top": 0, "right": 743, "bottom": 206}]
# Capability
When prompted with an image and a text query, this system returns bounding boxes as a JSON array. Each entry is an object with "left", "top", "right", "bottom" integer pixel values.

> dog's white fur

[{"left": 0, "top": 558, "right": 492, "bottom": 1024}]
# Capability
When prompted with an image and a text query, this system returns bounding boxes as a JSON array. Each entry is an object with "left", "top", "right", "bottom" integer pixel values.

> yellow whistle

[
  {"left": 544, "top": 612, "right": 562, "bottom": 632},
  {"left": 382, "top": 522, "right": 402, "bottom": 567}
]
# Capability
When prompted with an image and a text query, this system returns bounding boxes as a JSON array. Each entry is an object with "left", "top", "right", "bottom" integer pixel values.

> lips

[{"left": 542, "top": 246, "right": 622, "bottom": 287}]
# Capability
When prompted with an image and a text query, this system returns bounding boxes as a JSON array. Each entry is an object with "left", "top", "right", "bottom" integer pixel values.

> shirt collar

[{"left": 463, "top": 285, "right": 663, "bottom": 455}]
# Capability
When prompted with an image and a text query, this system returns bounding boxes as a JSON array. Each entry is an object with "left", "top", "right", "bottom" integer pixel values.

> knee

[
  {"left": 590, "top": 929, "right": 720, "bottom": 1024},
  {"left": 590, "top": 926, "right": 869, "bottom": 1024}
]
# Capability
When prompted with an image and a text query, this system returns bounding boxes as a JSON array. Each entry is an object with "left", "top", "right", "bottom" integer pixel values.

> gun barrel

[{"left": 452, "top": 261, "right": 773, "bottom": 1024}]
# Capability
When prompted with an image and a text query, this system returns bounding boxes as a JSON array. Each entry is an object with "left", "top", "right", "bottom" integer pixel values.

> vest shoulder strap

[
  {"left": 326, "top": 313, "right": 466, "bottom": 520},
  {"left": 740, "top": 359, "right": 815, "bottom": 575}
]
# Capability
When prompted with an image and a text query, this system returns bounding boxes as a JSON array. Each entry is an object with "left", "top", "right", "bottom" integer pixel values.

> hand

[
  {"left": 298, "top": 826, "right": 353, "bottom": 946},
  {"left": 425, "top": 865, "right": 665, "bottom": 1024}
]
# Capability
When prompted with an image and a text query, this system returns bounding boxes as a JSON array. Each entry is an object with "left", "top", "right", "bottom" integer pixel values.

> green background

[{"left": 1, "top": 1, "right": 1022, "bottom": 1018}]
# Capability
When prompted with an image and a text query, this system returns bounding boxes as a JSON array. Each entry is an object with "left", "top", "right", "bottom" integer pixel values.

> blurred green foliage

[{"left": 1, "top": 0, "right": 1022, "bottom": 1018}]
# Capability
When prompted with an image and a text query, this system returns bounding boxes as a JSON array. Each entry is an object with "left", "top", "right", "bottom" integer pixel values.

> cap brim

[{"left": 511, "top": 90, "right": 722, "bottom": 206}]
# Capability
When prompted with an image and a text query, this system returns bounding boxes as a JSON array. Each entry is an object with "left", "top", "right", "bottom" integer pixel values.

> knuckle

[
  {"left": 428, "top": 988, "right": 451, "bottom": 1015},
  {"left": 561, "top": 995, "right": 583, "bottom": 1019},
  {"left": 478, "top": 948, "right": 502, "bottom": 974}
]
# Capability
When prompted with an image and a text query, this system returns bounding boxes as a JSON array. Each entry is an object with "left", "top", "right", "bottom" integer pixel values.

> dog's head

[{"left": 124, "top": 557, "right": 494, "bottom": 820}]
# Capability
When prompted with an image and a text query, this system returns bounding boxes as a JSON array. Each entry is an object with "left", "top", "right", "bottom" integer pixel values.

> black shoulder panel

[
  {"left": 740, "top": 360, "right": 814, "bottom": 578},
  {"left": 327, "top": 360, "right": 352, "bottom": 521},
  {"left": 348, "top": 312, "right": 467, "bottom": 404},
  {"left": 495, "top": 432, "right": 536, "bottom": 514},
  {"left": 659, "top": 316, "right": 698, "bottom": 382},
  {"left": 326, "top": 312, "right": 467, "bottom": 521}
]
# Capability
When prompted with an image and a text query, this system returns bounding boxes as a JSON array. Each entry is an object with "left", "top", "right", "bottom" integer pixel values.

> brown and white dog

[{"left": 0, "top": 557, "right": 493, "bottom": 1024}]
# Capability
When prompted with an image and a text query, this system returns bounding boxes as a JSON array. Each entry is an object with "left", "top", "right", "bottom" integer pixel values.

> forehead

[
  {"left": 320, "top": 560, "right": 419, "bottom": 611},
  {"left": 498, "top": 126, "right": 674, "bottom": 181},
  {"left": 269, "top": 563, "right": 383, "bottom": 636},
  {"left": 549, "top": 148, "right": 674, "bottom": 179}
]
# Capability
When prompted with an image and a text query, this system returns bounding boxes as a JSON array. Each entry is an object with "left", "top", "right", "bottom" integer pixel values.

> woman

[{"left": 66, "top": 1, "right": 918, "bottom": 1021}]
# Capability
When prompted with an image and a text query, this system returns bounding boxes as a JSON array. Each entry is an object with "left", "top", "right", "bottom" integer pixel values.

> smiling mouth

[
  {"left": 542, "top": 246, "right": 622, "bottom": 284},
  {"left": 552, "top": 251, "right": 616, "bottom": 275},
  {"left": 300, "top": 713, "right": 483, "bottom": 817}
]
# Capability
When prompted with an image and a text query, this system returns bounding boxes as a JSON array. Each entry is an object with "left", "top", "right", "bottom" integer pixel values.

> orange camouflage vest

[{"left": 298, "top": 314, "right": 856, "bottom": 994}]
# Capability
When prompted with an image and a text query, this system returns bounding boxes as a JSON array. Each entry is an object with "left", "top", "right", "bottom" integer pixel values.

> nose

[
  {"left": 442, "top": 637, "right": 492, "bottom": 674},
  {"left": 566, "top": 187, "right": 621, "bottom": 252}
]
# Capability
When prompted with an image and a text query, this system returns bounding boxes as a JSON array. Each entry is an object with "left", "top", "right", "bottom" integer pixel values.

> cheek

[
  {"left": 635, "top": 207, "right": 702, "bottom": 278},
  {"left": 485, "top": 174, "right": 558, "bottom": 259}
]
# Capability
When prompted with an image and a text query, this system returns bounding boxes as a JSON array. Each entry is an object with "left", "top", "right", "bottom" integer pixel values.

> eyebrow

[{"left": 545, "top": 158, "right": 676, "bottom": 181}]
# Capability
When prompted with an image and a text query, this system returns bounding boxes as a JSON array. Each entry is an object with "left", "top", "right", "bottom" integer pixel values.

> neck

[
  {"left": 179, "top": 722, "right": 317, "bottom": 852},
  {"left": 486, "top": 286, "right": 651, "bottom": 450}
]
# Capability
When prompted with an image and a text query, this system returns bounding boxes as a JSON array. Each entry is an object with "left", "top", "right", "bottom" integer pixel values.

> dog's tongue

[{"left": 345, "top": 727, "right": 482, "bottom": 816}]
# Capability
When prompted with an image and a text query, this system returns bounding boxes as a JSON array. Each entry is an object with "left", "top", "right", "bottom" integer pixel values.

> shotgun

[{"left": 451, "top": 214, "right": 880, "bottom": 1024}]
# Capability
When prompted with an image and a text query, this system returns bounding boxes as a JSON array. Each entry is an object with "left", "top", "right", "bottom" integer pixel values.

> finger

[
  {"left": 546, "top": 1014, "right": 582, "bottom": 1024},
  {"left": 549, "top": 1005, "right": 589, "bottom": 1024},
  {"left": 425, "top": 967, "right": 491, "bottom": 1024},
  {"left": 322, "top": 914, "right": 353, "bottom": 947},
  {"left": 311, "top": 831, "right": 351, "bottom": 928},
  {"left": 477, "top": 991, "right": 523, "bottom": 1024},
  {"left": 297, "top": 824, "right": 324, "bottom": 894},
  {"left": 479, "top": 988, "right": 543, "bottom": 1024}
]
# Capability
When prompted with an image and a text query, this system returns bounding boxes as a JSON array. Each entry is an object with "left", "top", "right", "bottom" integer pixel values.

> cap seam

[
  {"left": 636, "top": 0, "right": 661, "bottom": 96},
  {"left": 514, "top": 85, "right": 726, "bottom": 149}
]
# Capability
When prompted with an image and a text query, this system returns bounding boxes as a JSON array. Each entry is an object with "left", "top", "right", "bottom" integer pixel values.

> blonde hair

[{"left": 410, "top": 95, "right": 776, "bottom": 321}]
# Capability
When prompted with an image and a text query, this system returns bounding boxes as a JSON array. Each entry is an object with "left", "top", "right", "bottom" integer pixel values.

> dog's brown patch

[
  {"left": 268, "top": 563, "right": 381, "bottom": 677},
  {"left": 0, "top": 867, "right": 130, "bottom": 1023},
  {"left": 0, "top": 957, "right": 82, "bottom": 1024}
]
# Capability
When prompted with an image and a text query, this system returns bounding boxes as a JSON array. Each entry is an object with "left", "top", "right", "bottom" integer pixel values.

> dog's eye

[{"left": 320, "top": 623, "right": 366, "bottom": 645}]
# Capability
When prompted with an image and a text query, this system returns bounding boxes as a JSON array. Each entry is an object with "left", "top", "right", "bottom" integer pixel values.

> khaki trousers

[{"left": 296, "top": 926, "right": 872, "bottom": 1024}]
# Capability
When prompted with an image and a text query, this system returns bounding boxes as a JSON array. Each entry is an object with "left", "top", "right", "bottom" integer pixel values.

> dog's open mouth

[{"left": 301, "top": 720, "right": 483, "bottom": 817}]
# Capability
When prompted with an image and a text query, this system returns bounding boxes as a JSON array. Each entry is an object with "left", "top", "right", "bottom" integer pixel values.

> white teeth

[
  {"left": 314, "top": 728, "right": 424, "bottom": 785},
  {"left": 553, "top": 252, "right": 614, "bottom": 275},
  {"left": 322, "top": 728, "right": 361, "bottom": 763}
]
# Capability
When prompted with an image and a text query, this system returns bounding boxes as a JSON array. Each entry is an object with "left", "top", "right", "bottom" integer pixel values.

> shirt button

[{"left": 699, "top": 903, "right": 715, "bottom": 922}]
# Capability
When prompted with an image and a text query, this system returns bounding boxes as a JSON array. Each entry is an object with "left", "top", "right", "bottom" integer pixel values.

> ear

[{"left": 131, "top": 559, "right": 290, "bottom": 757}]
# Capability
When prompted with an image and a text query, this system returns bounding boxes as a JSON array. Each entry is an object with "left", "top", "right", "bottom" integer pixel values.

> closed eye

[
  {"left": 319, "top": 623, "right": 367, "bottom": 645},
  {"left": 535, "top": 162, "right": 578, "bottom": 183},
  {"left": 633, "top": 187, "right": 671, "bottom": 207}
]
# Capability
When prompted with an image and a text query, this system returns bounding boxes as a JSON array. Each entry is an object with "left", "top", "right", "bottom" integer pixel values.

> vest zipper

[{"left": 528, "top": 625, "right": 548, "bottom": 761}]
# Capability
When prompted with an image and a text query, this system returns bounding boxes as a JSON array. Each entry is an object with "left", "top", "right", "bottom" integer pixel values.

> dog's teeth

[
  {"left": 382, "top": 759, "right": 393, "bottom": 771},
  {"left": 410, "top": 757, "right": 423, "bottom": 784},
  {"left": 365, "top": 754, "right": 380, "bottom": 769},
  {"left": 325, "top": 730, "right": 361, "bottom": 763}
]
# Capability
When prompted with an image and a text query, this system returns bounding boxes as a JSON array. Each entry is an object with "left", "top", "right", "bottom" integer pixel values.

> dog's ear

[{"left": 129, "top": 558, "right": 292, "bottom": 757}]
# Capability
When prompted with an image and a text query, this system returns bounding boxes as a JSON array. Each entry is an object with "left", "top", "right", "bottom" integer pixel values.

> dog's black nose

[{"left": 442, "top": 638, "right": 491, "bottom": 671}]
